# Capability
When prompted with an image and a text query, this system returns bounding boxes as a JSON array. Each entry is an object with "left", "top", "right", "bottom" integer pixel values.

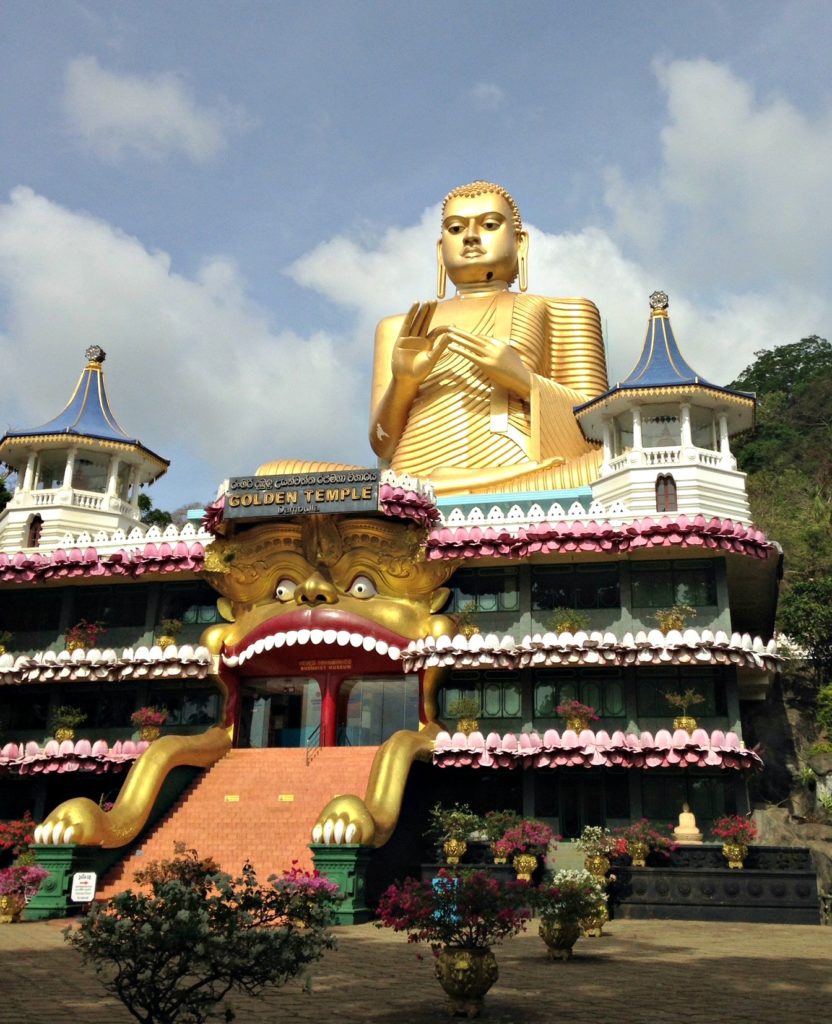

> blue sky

[{"left": 1, "top": 1, "right": 830, "bottom": 510}]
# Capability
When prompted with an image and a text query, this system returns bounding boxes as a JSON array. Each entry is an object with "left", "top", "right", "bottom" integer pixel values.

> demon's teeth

[{"left": 223, "top": 630, "right": 406, "bottom": 666}]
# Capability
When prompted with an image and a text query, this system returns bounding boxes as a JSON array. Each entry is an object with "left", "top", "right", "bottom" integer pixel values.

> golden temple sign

[{"left": 224, "top": 469, "right": 379, "bottom": 519}]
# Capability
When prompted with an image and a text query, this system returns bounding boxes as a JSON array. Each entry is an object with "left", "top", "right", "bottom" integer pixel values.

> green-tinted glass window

[
  {"left": 442, "top": 672, "right": 521, "bottom": 720},
  {"left": 0, "top": 587, "right": 64, "bottom": 631},
  {"left": 641, "top": 773, "right": 730, "bottom": 824},
  {"left": 533, "top": 670, "right": 625, "bottom": 719},
  {"left": 636, "top": 667, "right": 727, "bottom": 717},
  {"left": 531, "top": 564, "right": 620, "bottom": 610},
  {"left": 160, "top": 581, "right": 222, "bottom": 626},
  {"left": 446, "top": 568, "right": 520, "bottom": 613},
  {"left": 75, "top": 585, "right": 149, "bottom": 629},
  {"left": 630, "top": 560, "right": 717, "bottom": 609}
]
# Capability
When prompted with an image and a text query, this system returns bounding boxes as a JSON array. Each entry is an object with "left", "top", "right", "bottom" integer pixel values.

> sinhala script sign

[{"left": 224, "top": 469, "right": 380, "bottom": 519}]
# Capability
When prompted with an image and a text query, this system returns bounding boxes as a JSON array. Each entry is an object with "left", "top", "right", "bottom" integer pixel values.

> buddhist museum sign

[{"left": 224, "top": 469, "right": 379, "bottom": 519}]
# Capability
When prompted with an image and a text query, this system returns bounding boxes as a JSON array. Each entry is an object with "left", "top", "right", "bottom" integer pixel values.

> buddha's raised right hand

[{"left": 390, "top": 301, "right": 448, "bottom": 384}]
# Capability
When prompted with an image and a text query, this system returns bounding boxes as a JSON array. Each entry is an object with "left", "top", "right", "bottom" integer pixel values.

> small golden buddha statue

[
  {"left": 369, "top": 181, "right": 609, "bottom": 495},
  {"left": 673, "top": 803, "right": 703, "bottom": 845}
]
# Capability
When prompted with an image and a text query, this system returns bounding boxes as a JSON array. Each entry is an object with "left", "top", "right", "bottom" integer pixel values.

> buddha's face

[{"left": 440, "top": 192, "right": 523, "bottom": 287}]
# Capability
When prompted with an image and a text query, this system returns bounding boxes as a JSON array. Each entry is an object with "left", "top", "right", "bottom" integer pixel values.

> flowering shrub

[
  {"left": 711, "top": 815, "right": 758, "bottom": 844},
  {"left": 483, "top": 809, "right": 522, "bottom": 843},
  {"left": 615, "top": 818, "right": 677, "bottom": 854},
  {"left": 50, "top": 705, "right": 87, "bottom": 731},
  {"left": 0, "top": 812, "right": 35, "bottom": 860},
  {"left": 131, "top": 706, "right": 169, "bottom": 729},
  {"left": 377, "top": 869, "right": 530, "bottom": 949},
  {"left": 575, "top": 825, "right": 616, "bottom": 857},
  {"left": 533, "top": 869, "right": 606, "bottom": 924},
  {"left": 494, "top": 819, "right": 555, "bottom": 859},
  {"left": 65, "top": 619, "right": 106, "bottom": 649},
  {"left": 65, "top": 845, "right": 338, "bottom": 1024},
  {"left": 158, "top": 617, "right": 183, "bottom": 636},
  {"left": 0, "top": 864, "right": 48, "bottom": 898},
  {"left": 555, "top": 699, "right": 599, "bottom": 722},
  {"left": 426, "top": 802, "right": 482, "bottom": 843}
]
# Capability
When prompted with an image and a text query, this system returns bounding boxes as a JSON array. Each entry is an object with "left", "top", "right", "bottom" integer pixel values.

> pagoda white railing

[{"left": 607, "top": 445, "right": 733, "bottom": 474}]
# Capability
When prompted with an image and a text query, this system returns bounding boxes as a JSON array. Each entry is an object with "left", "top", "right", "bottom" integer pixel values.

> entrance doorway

[{"left": 239, "top": 677, "right": 320, "bottom": 748}]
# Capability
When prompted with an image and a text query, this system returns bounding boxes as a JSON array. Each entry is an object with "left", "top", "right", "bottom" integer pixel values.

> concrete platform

[{"left": 2, "top": 916, "right": 831, "bottom": 1023}]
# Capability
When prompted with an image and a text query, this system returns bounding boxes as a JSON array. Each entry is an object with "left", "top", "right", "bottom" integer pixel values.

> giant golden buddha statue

[{"left": 369, "top": 181, "right": 608, "bottom": 494}]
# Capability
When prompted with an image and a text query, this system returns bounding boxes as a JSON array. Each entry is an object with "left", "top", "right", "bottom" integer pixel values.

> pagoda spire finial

[
  {"left": 649, "top": 290, "right": 669, "bottom": 317},
  {"left": 84, "top": 344, "right": 106, "bottom": 367}
]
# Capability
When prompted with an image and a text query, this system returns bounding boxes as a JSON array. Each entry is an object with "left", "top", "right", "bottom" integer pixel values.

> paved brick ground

[{"left": 2, "top": 917, "right": 831, "bottom": 1023}]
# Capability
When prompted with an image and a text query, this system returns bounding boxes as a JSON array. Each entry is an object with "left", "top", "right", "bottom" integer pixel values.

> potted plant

[
  {"left": 377, "top": 869, "right": 530, "bottom": 1017},
  {"left": 427, "top": 803, "right": 482, "bottom": 866},
  {"left": 664, "top": 688, "right": 706, "bottom": 731},
  {"left": 533, "top": 869, "right": 607, "bottom": 960},
  {"left": 455, "top": 601, "right": 480, "bottom": 639},
  {"left": 156, "top": 617, "right": 183, "bottom": 650},
  {"left": 654, "top": 603, "right": 697, "bottom": 632},
  {"left": 555, "top": 698, "right": 599, "bottom": 732},
  {"left": 131, "top": 706, "right": 169, "bottom": 742},
  {"left": 711, "top": 815, "right": 758, "bottom": 869},
  {"left": 445, "top": 694, "right": 481, "bottom": 735},
  {"left": 64, "top": 619, "right": 106, "bottom": 652},
  {"left": 547, "top": 607, "right": 591, "bottom": 635},
  {"left": 614, "top": 818, "right": 677, "bottom": 867},
  {"left": 0, "top": 630, "right": 13, "bottom": 656},
  {"left": 483, "top": 809, "right": 521, "bottom": 863},
  {"left": 494, "top": 819, "right": 555, "bottom": 881},
  {"left": 0, "top": 864, "right": 48, "bottom": 923},
  {"left": 49, "top": 705, "right": 87, "bottom": 742}
]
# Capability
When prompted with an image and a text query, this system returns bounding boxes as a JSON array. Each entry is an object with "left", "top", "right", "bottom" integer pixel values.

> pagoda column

[
  {"left": 22, "top": 452, "right": 37, "bottom": 492},
  {"left": 601, "top": 419, "right": 612, "bottom": 464},
  {"left": 718, "top": 413, "right": 732, "bottom": 467},
  {"left": 62, "top": 448, "right": 78, "bottom": 490},
  {"left": 680, "top": 403, "right": 693, "bottom": 450},
  {"left": 106, "top": 455, "right": 121, "bottom": 497},
  {"left": 631, "top": 407, "right": 643, "bottom": 454},
  {"left": 128, "top": 466, "right": 141, "bottom": 506}
]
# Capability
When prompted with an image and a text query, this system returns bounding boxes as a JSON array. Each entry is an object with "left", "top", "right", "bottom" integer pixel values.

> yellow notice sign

[
  {"left": 224, "top": 795, "right": 240, "bottom": 802},
  {"left": 277, "top": 794, "right": 295, "bottom": 802}
]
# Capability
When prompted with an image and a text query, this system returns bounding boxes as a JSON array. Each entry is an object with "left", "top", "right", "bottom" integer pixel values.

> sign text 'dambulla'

[{"left": 223, "top": 469, "right": 379, "bottom": 519}]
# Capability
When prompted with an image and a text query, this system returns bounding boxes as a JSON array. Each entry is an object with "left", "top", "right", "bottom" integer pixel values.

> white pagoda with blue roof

[
  {"left": 576, "top": 292, "right": 755, "bottom": 522},
  {"left": 0, "top": 345, "right": 169, "bottom": 548}
]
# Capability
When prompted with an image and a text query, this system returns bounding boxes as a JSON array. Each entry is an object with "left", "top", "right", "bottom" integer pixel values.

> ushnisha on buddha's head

[{"left": 437, "top": 180, "right": 529, "bottom": 296}]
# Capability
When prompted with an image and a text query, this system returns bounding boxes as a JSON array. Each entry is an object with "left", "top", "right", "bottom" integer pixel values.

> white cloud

[
  {"left": 0, "top": 188, "right": 366, "bottom": 497},
  {"left": 605, "top": 58, "right": 832, "bottom": 291},
  {"left": 61, "top": 56, "right": 249, "bottom": 162},
  {"left": 470, "top": 82, "right": 505, "bottom": 109}
]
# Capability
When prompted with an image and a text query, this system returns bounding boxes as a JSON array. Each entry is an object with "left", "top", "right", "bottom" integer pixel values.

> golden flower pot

[
  {"left": 489, "top": 842, "right": 507, "bottom": 865},
  {"left": 539, "top": 919, "right": 581, "bottom": 961},
  {"left": 54, "top": 727, "right": 75, "bottom": 742},
  {"left": 629, "top": 840, "right": 649, "bottom": 867},
  {"left": 443, "top": 837, "right": 467, "bottom": 866},
  {"left": 722, "top": 842, "right": 748, "bottom": 869},
  {"left": 581, "top": 898, "right": 609, "bottom": 938},
  {"left": 157, "top": 635, "right": 177, "bottom": 650},
  {"left": 584, "top": 854, "right": 610, "bottom": 880},
  {"left": 673, "top": 715, "right": 697, "bottom": 732},
  {"left": 0, "top": 894, "right": 25, "bottom": 924},
  {"left": 140, "top": 726, "right": 161, "bottom": 742},
  {"left": 566, "top": 716, "right": 590, "bottom": 732},
  {"left": 513, "top": 853, "right": 538, "bottom": 882},
  {"left": 434, "top": 946, "right": 498, "bottom": 1018},
  {"left": 65, "top": 638, "right": 85, "bottom": 652}
]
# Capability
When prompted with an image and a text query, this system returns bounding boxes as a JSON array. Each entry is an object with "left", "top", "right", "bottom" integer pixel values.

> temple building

[{"left": 0, "top": 181, "right": 803, "bottom": 922}]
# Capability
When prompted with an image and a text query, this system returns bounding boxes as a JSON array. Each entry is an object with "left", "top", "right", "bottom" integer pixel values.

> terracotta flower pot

[{"left": 434, "top": 946, "right": 498, "bottom": 1018}]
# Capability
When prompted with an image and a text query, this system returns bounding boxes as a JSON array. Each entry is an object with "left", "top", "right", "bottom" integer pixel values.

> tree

[
  {"left": 65, "top": 846, "right": 339, "bottom": 1024},
  {"left": 731, "top": 335, "right": 832, "bottom": 399},
  {"left": 137, "top": 492, "right": 173, "bottom": 528},
  {"left": 0, "top": 466, "right": 16, "bottom": 513},
  {"left": 779, "top": 578, "right": 832, "bottom": 686}
]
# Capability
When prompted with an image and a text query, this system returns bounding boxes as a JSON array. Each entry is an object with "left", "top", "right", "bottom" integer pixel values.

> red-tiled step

[{"left": 97, "top": 746, "right": 378, "bottom": 899}]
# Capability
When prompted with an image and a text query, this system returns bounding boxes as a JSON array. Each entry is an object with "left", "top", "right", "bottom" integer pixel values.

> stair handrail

[{"left": 305, "top": 723, "right": 322, "bottom": 765}]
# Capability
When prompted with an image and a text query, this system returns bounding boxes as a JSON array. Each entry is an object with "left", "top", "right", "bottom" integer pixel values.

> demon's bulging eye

[
  {"left": 348, "top": 575, "right": 377, "bottom": 599},
  {"left": 275, "top": 579, "right": 297, "bottom": 602}
]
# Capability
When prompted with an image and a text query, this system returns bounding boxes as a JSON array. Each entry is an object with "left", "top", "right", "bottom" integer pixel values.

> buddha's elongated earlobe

[
  {"left": 436, "top": 240, "right": 447, "bottom": 299},
  {"left": 518, "top": 231, "right": 529, "bottom": 292}
]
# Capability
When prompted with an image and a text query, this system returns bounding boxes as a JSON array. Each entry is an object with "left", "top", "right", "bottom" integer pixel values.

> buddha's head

[{"left": 438, "top": 180, "right": 529, "bottom": 294}]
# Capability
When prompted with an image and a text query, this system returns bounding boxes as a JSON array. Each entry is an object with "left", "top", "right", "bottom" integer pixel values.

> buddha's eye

[
  {"left": 484, "top": 220, "right": 500, "bottom": 230},
  {"left": 348, "top": 575, "right": 377, "bottom": 599},
  {"left": 275, "top": 579, "right": 297, "bottom": 602},
  {"left": 447, "top": 223, "right": 463, "bottom": 234}
]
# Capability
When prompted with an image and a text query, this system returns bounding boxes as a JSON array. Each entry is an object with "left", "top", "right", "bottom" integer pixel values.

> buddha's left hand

[{"left": 444, "top": 327, "right": 532, "bottom": 399}]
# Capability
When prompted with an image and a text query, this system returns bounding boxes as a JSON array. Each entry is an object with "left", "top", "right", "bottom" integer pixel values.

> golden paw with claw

[{"left": 311, "top": 798, "right": 377, "bottom": 847}]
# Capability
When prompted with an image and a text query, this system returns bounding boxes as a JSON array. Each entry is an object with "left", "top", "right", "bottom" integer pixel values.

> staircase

[{"left": 97, "top": 746, "right": 379, "bottom": 899}]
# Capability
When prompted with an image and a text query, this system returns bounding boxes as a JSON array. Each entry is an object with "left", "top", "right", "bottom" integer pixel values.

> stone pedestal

[
  {"left": 23, "top": 845, "right": 102, "bottom": 920},
  {"left": 310, "top": 843, "right": 373, "bottom": 925}
]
